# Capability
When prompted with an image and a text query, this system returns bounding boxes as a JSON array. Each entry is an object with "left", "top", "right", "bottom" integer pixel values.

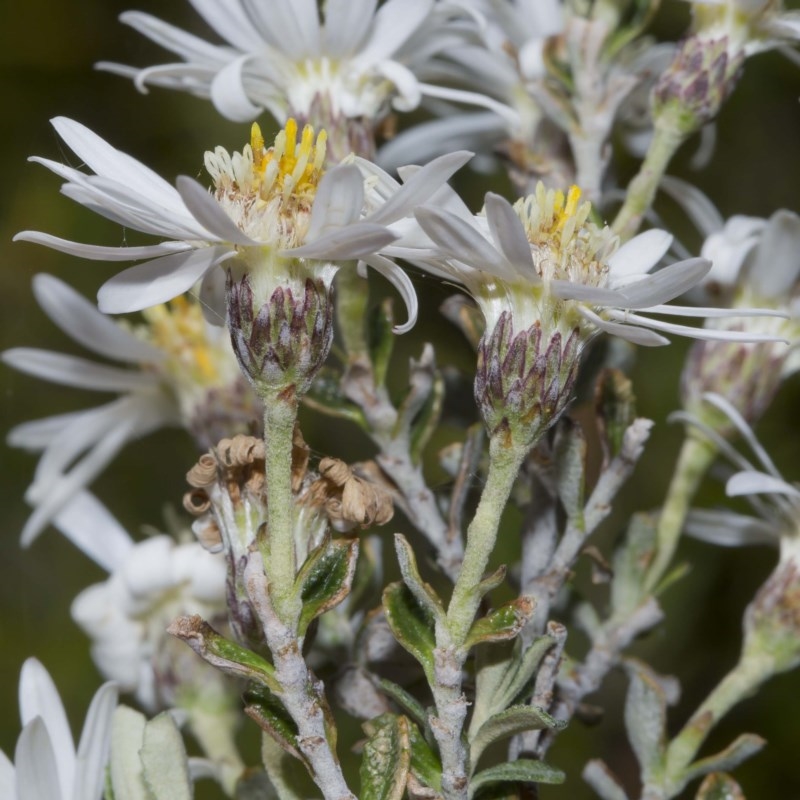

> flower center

[
  {"left": 204, "top": 119, "right": 328, "bottom": 246},
  {"left": 139, "top": 297, "right": 224, "bottom": 386},
  {"left": 513, "top": 183, "right": 616, "bottom": 288}
]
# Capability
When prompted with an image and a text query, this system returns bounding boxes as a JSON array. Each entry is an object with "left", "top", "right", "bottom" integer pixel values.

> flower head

[
  {"left": 412, "top": 182, "right": 779, "bottom": 442},
  {"left": 0, "top": 659, "right": 117, "bottom": 800},
  {"left": 99, "top": 0, "right": 475, "bottom": 159},
  {"left": 680, "top": 208, "right": 800, "bottom": 428},
  {"left": 3, "top": 275, "right": 259, "bottom": 547}
]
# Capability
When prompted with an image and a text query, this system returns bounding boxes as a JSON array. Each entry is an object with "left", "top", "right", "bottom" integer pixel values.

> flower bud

[
  {"left": 652, "top": 36, "right": 742, "bottom": 133},
  {"left": 475, "top": 311, "right": 581, "bottom": 448},
  {"left": 227, "top": 271, "right": 334, "bottom": 399}
]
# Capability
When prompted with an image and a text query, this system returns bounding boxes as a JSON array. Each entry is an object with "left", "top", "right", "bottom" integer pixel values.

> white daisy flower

[
  {"left": 98, "top": 0, "right": 475, "bottom": 159},
  {"left": 414, "top": 183, "right": 777, "bottom": 346},
  {"left": 681, "top": 393, "right": 800, "bottom": 549},
  {"left": 0, "top": 658, "right": 117, "bottom": 800},
  {"left": 411, "top": 183, "right": 782, "bottom": 442},
  {"left": 671, "top": 194, "right": 800, "bottom": 425},
  {"left": 15, "top": 117, "right": 467, "bottom": 327},
  {"left": 3, "top": 274, "right": 259, "bottom": 548},
  {"left": 379, "top": 0, "right": 564, "bottom": 171}
]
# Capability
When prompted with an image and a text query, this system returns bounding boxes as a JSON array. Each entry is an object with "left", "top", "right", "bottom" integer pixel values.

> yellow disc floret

[
  {"left": 141, "top": 297, "right": 220, "bottom": 386},
  {"left": 512, "top": 182, "right": 616, "bottom": 287},
  {"left": 204, "top": 119, "right": 329, "bottom": 247}
]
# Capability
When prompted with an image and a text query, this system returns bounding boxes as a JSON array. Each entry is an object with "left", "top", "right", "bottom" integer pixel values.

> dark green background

[{"left": 1, "top": 2, "right": 799, "bottom": 798}]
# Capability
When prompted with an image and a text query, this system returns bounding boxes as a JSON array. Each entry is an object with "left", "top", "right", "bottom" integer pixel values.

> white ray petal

[
  {"left": 186, "top": 0, "right": 265, "bottom": 51},
  {"left": 14, "top": 232, "right": 190, "bottom": 262},
  {"left": 643, "top": 303, "right": 787, "bottom": 318},
  {"left": 31, "top": 274, "right": 163, "bottom": 363},
  {"left": 175, "top": 176, "right": 257, "bottom": 245},
  {"left": 287, "top": 223, "right": 396, "bottom": 260},
  {"left": 616, "top": 312, "right": 787, "bottom": 342},
  {"left": 608, "top": 229, "right": 673, "bottom": 279},
  {"left": 7, "top": 412, "right": 87, "bottom": 451},
  {"left": 415, "top": 206, "right": 515, "bottom": 280},
  {"left": 684, "top": 509, "right": 777, "bottom": 547},
  {"left": 366, "top": 150, "right": 473, "bottom": 225},
  {"left": 51, "top": 118, "right": 184, "bottom": 214},
  {"left": 98, "top": 246, "right": 229, "bottom": 313},
  {"left": 356, "top": 0, "right": 432, "bottom": 64},
  {"left": 579, "top": 307, "right": 669, "bottom": 346},
  {"left": 210, "top": 55, "right": 263, "bottom": 121},
  {"left": 727, "top": 471, "right": 800, "bottom": 500},
  {"left": 748, "top": 209, "right": 800, "bottom": 298},
  {"left": 2, "top": 349, "right": 159, "bottom": 393},
  {"left": 51, "top": 492, "right": 134, "bottom": 572},
  {"left": 323, "top": 0, "right": 377, "bottom": 56},
  {"left": 362, "top": 254, "right": 418, "bottom": 334},
  {"left": 617, "top": 258, "right": 711, "bottom": 308},
  {"left": 659, "top": 176, "right": 724, "bottom": 238},
  {"left": 306, "top": 165, "right": 364, "bottom": 242},
  {"left": 16, "top": 718, "right": 63, "bottom": 800},
  {"left": 21, "top": 413, "right": 149, "bottom": 547},
  {"left": 118, "top": 11, "right": 230, "bottom": 64},
  {"left": 72, "top": 683, "right": 118, "bottom": 800},
  {"left": 19, "top": 660, "right": 74, "bottom": 796},
  {"left": 702, "top": 392, "right": 782, "bottom": 478},
  {"left": 484, "top": 193, "right": 535, "bottom": 276},
  {"left": 0, "top": 750, "right": 14, "bottom": 798}
]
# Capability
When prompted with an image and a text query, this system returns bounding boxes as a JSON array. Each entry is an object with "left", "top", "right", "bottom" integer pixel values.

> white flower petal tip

[
  {"left": 609, "top": 229, "right": 674, "bottom": 278},
  {"left": 726, "top": 471, "right": 800, "bottom": 500}
]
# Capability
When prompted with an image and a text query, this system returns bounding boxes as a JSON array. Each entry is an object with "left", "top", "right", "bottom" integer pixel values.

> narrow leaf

[
  {"left": 681, "top": 734, "right": 766, "bottom": 787},
  {"left": 408, "top": 721, "right": 442, "bottom": 792},
  {"left": 383, "top": 582, "right": 437, "bottom": 683},
  {"left": 304, "top": 367, "right": 368, "bottom": 428},
  {"left": 377, "top": 678, "right": 429, "bottom": 730},
  {"left": 297, "top": 537, "right": 359, "bottom": 636},
  {"left": 465, "top": 597, "right": 535, "bottom": 649},
  {"left": 410, "top": 370, "right": 445, "bottom": 465},
  {"left": 470, "top": 705, "right": 566, "bottom": 768},
  {"left": 624, "top": 663, "right": 667, "bottom": 782},
  {"left": 360, "top": 714, "right": 411, "bottom": 800},
  {"left": 610, "top": 513, "right": 658, "bottom": 617},
  {"left": 369, "top": 298, "right": 396, "bottom": 388},
  {"left": 554, "top": 419, "right": 587, "bottom": 521},
  {"left": 244, "top": 687, "right": 306, "bottom": 767},
  {"left": 469, "top": 759, "right": 565, "bottom": 798},
  {"left": 394, "top": 534, "right": 446, "bottom": 622}
]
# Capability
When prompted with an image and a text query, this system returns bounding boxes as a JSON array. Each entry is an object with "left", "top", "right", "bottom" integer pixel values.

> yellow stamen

[
  {"left": 141, "top": 298, "right": 218, "bottom": 384},
  {"left": 555, "top": 185, "right": 582, "bottom": 231}
]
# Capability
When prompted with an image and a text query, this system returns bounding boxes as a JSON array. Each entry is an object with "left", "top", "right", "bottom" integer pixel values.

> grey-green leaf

[
  {"left": 624, "top": 663, "right": 667, "bottom": 782},
  {"left": 469, "top": 759, "right": 565, "bottom": 798},
  {"left": 681, "top": 734, "right": 765, "bottom": 788},
  {"left": 304, "top": 367, "right": 368, "bottom": 428},
  {"left": 360, "top": 714, "right": 411, "bottom": 800},
  {"left": 141, "top": 713, "right": 192, "bottom": 800},
  {"left": 470, "top": 705, "right": 566, "bottom": 769},
  {"left": 554, "top": 419, "right": 587, "bottom": 522},
  {"left": 109, "top": 706, "right": 148, "bottom": 800},
  {"left": 611, "top": 513, "right": 658, "bottom": 617},
  {"left": 369, "top": 298, "right": 396, "bottom": 388},
  {"left": 244, "top": 687, "right": 305, "bottom": 767}
]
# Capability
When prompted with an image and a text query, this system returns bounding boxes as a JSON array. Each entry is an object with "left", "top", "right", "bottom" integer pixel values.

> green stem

[
  {"left": 611, "top": 118, "right": 687, "bottom": 242},
  {"left": 335, "top": 266, "right": 369, "bottom": 359},
  {"left": 447, "top": 436, "right": 529, "bottom": 645},
  {"left": 262, "top": 391, "right": 301, "bottom": 625},
  {"left": 644, "top": 433, "right": 717, "bottom": 594},
  {"left": 660, "top": 653, "right": 773, "bottom": 787}
]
